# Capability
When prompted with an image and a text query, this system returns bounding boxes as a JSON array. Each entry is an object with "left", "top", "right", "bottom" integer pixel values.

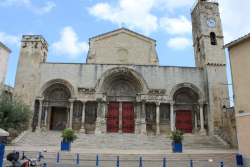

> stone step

[{"left": 14, "top": 131, "right": 227, "bottom": 150}]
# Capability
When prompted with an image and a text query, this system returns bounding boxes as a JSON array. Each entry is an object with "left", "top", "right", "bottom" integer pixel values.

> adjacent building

[
  {"left": 225, "top": 33, "right": 250, "bottom": 166},
  {"left": 0, "top": 42, "right": 12, "bottom": 84},
  {"left": 13, "top": 0, "right": 232, "bottom": 142}
]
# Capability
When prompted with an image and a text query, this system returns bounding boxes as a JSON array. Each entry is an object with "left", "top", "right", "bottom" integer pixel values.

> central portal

[
  {"left": 176, "top": 110, "right": 192, "bottom": 133},
  {"left": 107, "top": 102, "right": 134, "bottom": 133}
]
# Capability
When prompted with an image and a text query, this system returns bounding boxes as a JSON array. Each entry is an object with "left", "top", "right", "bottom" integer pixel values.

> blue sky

[{"left": 1, "top": 0, "right": 250, "bottom": 106}]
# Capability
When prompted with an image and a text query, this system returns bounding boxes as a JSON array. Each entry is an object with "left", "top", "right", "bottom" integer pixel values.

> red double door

[
  {"left": 176, "top": 110, "right": 192, "bottom": 133},
  {"left": 107, "top": 102, "right": 134, "bottom": 133}
]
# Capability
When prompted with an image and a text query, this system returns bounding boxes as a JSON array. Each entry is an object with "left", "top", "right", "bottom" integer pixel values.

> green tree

[{"left": 0, "top": 84, "right": 32, "bottom": 130}]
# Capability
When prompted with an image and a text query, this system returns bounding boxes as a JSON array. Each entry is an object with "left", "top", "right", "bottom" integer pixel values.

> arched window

[{"left": 210, "top": 32, "right": 217, "bottom": 45}]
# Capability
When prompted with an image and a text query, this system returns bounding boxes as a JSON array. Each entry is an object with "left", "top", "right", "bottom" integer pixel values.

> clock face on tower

[{"left": 207, "top": 19, "right": 216, "bottom": 27}]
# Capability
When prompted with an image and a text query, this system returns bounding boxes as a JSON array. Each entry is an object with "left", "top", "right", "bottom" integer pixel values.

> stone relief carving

[
  {"left": 110, "top": 84, "right": 134, "bottom": 96},
  {"left": 73, "top": 102, "right": 82, "bottom": 120},
  {"left": 175, "top": 92, "right": 192, "bottom": 103},
  {"left": 107, "top": 96, "right": 135, "bottom": 102},
  {"left": 146, "top": 104, "right": 156, "bottom": 123},
  {"left": 49, "top": 101, "right": 69, "bottom": 107},
  {"left": 85, "top": 102, "right": 97, "bottom": 123},
  {"left": 174, "top": 104, "right": 193, "bottom": 111},
  {"left": 49, "top": 89, "right": 70, "bottom": 100}
]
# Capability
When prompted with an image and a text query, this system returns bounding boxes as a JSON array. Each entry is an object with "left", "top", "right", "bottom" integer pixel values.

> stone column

[
  {"left": 95, "top": 100, "right": 102, "bottom": 134},
  {"left": 79, "top": 101, "right": 86, "bottom": 133},
  {"left": 199, "top": 101, "right": 206, "bottom": 135},
  {"left": 118, "top": 102, "right": 123, "bottom": 133},
  {"left": 69, "top": 98, "right": 75, "bottom": 129},
  {"left": 170, "top": 101, "right": 175, "bottom": 131},
  {"left": 66, "top": 107, "right": 70, "bottom": 129},
  {"left": 156, "top": 102, "right": 161, "bottom": 135},
  {"left": 44, "top": 107, "right": 48, "bottom": 126},
  {"left": 101, "top": 102, "right": 107, "bottom": 134},
  {"left": 195, "top": 112, "right": 198, "bottom": 131},
  {"left": 140, "top": 101, "right": 147, "bottom": 136},
  {"left": 36, "top": 98, "right": 44, "bottom": 132},
  {"left": 47, "top": 107, "right": 51, "bottom": 130}
]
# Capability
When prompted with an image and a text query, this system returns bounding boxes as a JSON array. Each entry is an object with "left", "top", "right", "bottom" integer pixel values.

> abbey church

[{"left": 13, "top": 0, "right": 231, "bottom": 137}]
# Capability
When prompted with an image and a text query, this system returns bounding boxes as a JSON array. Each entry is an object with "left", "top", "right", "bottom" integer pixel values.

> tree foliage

[
  {"left": 168, "top": 130, "right": 185, "bottom": 143},
  {"left": 0, "top": 85, "right": 32, "bottom": 130}
]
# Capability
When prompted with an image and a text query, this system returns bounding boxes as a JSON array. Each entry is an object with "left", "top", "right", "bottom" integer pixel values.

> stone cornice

[{"left": 0, "top": 42, "right": 12, "bottom": 53}]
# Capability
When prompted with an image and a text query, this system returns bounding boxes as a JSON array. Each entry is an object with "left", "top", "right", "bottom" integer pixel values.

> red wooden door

[
  {"left": 122, "top": 103, "right": 134, "bottom": 133},
  {"left": 176, "top": 110, "right": 192, "bottom": 133},
  {"left": 107, "top": 103, "right": 119, "bottom": 132}
]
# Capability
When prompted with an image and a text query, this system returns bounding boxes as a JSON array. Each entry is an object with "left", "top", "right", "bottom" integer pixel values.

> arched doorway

[
  {"left": 43, "top": 82, "right": 72, "bottom": 131},
  {"left": 97, "top": 67, "right": 148, "bottom": 133},
  {"left": 173, "top": 87, "right": 199, "bottom": 133}
]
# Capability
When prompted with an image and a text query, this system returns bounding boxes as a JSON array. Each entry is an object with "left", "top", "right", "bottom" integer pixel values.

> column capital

[
  {"left": 156, "top": 101, "right": 161, "bottom": 106},
  {"left": 170, "top": 101, "right": 175, "bottom": 105},
  {"left": 198, "top": 101, "right": 204, "bottom": 106},
  {"left": 78, "top": 98, "right": 87, "bottom": 103},
  {"left": 37, "top": 97, "right": 44, "bottom": 103},
  {"left": 69, "top": 98, "right": 75, "bottom": 103}
]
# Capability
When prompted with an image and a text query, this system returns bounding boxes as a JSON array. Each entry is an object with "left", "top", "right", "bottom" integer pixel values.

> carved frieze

[
  {"left": 107, "top": 96, "right": 135, "bottom": 102},
  {"left": 49, "top": 101, "right": 69, "bottom": 107}
]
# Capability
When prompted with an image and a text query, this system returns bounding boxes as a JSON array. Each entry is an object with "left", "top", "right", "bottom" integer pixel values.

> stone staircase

[{"left": 14, "top": 131, "right": 227, "bottom": 150}]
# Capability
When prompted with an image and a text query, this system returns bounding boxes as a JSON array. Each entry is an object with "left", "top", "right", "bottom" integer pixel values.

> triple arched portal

[{"left": 34, "top": 67, "right": 207, "bottom": 135}]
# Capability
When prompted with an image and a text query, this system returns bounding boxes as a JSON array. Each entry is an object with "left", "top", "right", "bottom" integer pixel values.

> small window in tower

[
  {"left": 210, "top": 32, "right": 217, "bottom": 45},
  {"left": 43, "top": 52, "right": 46, "bottom": 62},
  {"left": 197, "top": 38, "right": 200, "bottom": 52}
]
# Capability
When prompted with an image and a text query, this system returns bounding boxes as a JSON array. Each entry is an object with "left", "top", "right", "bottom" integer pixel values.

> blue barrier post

[
  {"left": 38, "top": 152, "right": 41, "bottom": 162},
  {"left": 0, "top": 140, "right": 6, "bottom": 167},
  {"left": 117, "top": 156, "right": 119, "bottom": 167},
  {"left": 163, "top": 157, "right": 166, "bottom": 167},
  {"left": 96, "top": 155, "right": 99, "bottom": 166},
  {"left": 43, "top": 162, "right": 47, "bottom": 167},
  {"left": 190, "top": 159, "right": 193, "bottom": 167},
  {"left": 221, "top": 161, "right": 223, "bottom": 167},
  {"left": 77, "top": 153, "right": 79, "bottom": 165},
  {"left": 22, "top": 151, "right": 25, "bottom": 160},
  {"left": 13, "top": 150, "right": 15, "bottom": 153},
  {"left": 57, "top": 152, "right": 60, "bottom": 163},
  {"left": 139, "top": 156, "right": 142, "bottom": 167}
]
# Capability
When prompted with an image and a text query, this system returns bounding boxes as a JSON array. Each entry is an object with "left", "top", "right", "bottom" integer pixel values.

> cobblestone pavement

[{"left": 3, "top": 158, "right": 236, "bottom": 167}]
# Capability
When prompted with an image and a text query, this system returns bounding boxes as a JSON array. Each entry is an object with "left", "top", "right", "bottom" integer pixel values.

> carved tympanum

[
  {"left": 110, "top": 84, "right": 134, "bottom": 96},
  {"left": 49, "top": 89, "right": 70, "bottom": 100}
]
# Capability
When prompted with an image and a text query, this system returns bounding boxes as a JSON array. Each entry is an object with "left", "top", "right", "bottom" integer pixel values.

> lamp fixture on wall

[{"left": 222, "top": 105, "right": 227, "bottom": 113}]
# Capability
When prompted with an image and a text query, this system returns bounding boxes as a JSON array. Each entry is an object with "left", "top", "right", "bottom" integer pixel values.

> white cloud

[
  {"left": 167, "top": 37, "right": 192, "bottom": 50},
  {"left": 160, "top": 15, "right": 191, "bottom": 35},
  {"left": 219, "top": 0, "right": 250, "bottom": 44},
  {"left": 0, "top": 0, "right": 30, "bottom": 7},
  {"left": 33, "top": 1, "right": 56, "bottom": 15},
  {"left": 87, "top": 0, "right": 194, "bottom": 36},
  {"left": 88, "top": 0, "right": 158, "bottom": 35},
  {"left": 0, "top": 0, "right": 55, "bottom": 15},
  {"left": 0, "top": 32, "right": 21, "bottom": 47},
  {"left": 52, "top": 27, "right": 89, "bottom": 59}
]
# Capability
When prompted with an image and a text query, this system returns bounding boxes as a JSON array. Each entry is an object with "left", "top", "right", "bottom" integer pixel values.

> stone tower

[
  {"left": 14, "top": 36, "right": 48, "bottom": 110},
  {"left": 191, "top": 0, "right": 230, "bottom": 134}
]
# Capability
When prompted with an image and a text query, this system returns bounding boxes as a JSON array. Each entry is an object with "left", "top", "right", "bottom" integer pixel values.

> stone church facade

[{"left": 13, "top": 0, "right": 230, "bottom": 136}]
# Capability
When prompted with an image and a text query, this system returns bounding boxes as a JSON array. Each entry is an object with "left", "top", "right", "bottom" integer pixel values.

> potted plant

[
  {"left": 61, "top": 129, "right": 78, "bottom": 151},
  {"left": 168, "top": 130, "right": 185, "bottom": 153}
]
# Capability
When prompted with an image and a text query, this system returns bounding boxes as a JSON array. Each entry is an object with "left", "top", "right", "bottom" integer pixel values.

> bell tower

[{"left": 191, "top": 0, "right": 230, "bottom": 135}]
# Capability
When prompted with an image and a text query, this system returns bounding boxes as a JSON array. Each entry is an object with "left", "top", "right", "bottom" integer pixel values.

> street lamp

[{"left": 222, "top": 105, "right": 227, "bottom": 113}]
